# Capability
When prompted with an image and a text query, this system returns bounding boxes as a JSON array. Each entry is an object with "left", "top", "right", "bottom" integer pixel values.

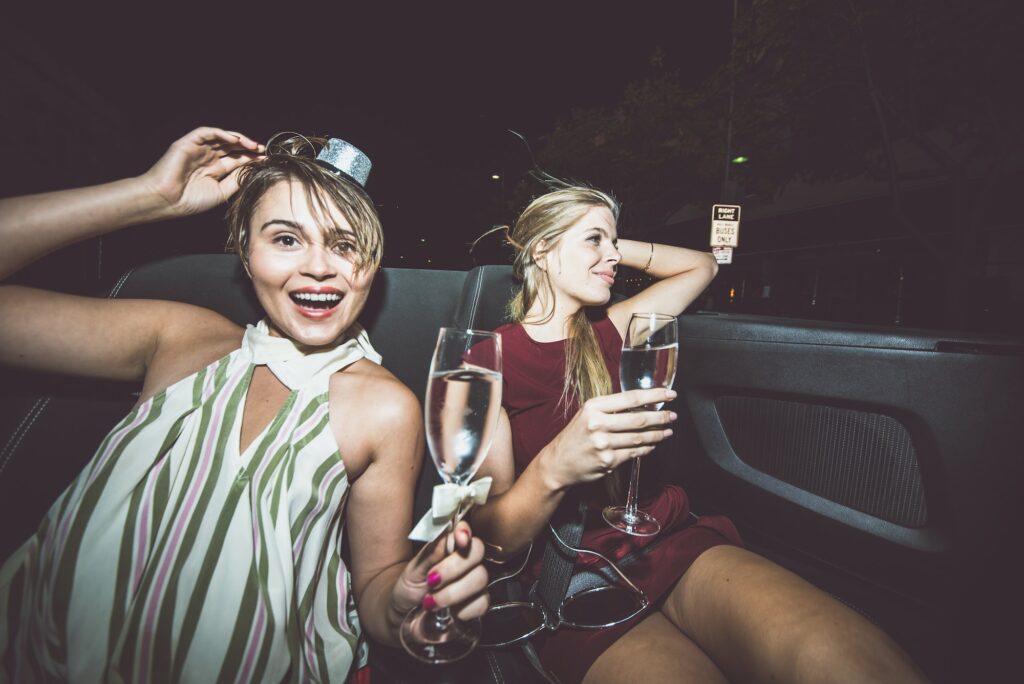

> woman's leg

[
  {"left": 661, "top": 544, "right": 928, "bottom": 684},
  {"left": 582, "top": 611, "right": 728, "bottom": 684}
]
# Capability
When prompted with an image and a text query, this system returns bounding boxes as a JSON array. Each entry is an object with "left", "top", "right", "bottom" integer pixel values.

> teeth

[{"left": 293, "top": 292, "right": 341, "bottom": 302}]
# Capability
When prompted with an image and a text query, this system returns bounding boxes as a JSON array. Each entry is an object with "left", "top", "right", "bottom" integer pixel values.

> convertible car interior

[{"left": 1, "top": 254, "right": 1020, "bottom": 682}]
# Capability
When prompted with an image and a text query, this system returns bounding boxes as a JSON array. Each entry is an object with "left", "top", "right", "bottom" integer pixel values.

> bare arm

[
  {"left": 0, "top": 127, "right": 262, "bottom": 383},
  {"left": 608, "top": 239, "right": 718, "bottom": 335},
  {"left": 0, "top": 179, "right": 171, "bottom": 281},
  {"left": 0, "top": 288, "right": 239, "bottom": 386},
  {"left": 471, "top": 388, "right": 677, "bottom": 557},
  {"left": 0, "top": 127, "right": 263, "bottom": 280},
  {"left": 344, "top": 379, "right": 422, "bottom": 645},
  {"left": 470, "top": 408, "right": 562, "bottom": 556},
  {"left": 344, "top": 376, "right": 488, "bottom": 646}
]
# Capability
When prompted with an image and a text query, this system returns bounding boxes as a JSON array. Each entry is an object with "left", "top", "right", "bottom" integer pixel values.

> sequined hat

[{"left": 315, "top": 138, "right": 372, "bottom": 189}]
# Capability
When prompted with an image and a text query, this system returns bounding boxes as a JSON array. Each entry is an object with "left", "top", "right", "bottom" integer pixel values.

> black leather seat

[
  {"left": 454, "top": 264, "right": 519, "bottom": 331},
  {"left": 0, "top": 254, "right": 467, "bottom": 559}
]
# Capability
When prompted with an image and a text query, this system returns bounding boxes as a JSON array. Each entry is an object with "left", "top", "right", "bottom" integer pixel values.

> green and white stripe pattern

[{"left": 1, "top": 322, "right": 378, "bottom": 682}]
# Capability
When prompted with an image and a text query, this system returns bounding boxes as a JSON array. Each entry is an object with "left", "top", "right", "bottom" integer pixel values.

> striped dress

[{"left": 0, "top": 321, "right": 381, "bottom": 683}]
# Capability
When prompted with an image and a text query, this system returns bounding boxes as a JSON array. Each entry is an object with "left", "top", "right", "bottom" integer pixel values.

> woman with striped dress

[{"left": 0, "top": 128, "right": 488, "bottom": 682}]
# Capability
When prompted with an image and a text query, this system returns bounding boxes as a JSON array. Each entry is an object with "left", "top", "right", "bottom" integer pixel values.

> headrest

[{"left": 454, "top": 265, "right": 518, "bottom": 332}]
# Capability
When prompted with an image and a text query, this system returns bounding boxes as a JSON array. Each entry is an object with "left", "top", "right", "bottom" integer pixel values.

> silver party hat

[{"left": 315, "top": 139, "right": 372, "bottom": 188}]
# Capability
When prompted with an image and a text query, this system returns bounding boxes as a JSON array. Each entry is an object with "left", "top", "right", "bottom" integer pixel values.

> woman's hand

[
  {"left": 390, "top": 521, "right": 489, "bottom": 622},
  {"left": 540, "top": 387, "right": 677, "bottom": 490},
  {"left": 140, "top": 127, "right": 264, "bottom": 217}
]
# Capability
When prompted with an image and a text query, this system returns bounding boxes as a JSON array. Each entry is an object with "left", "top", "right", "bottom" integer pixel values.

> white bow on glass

[{"left": 408, "top": 477, "right": 493, "bottom": 542}]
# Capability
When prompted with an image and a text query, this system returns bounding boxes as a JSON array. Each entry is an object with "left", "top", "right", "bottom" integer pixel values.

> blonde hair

[
  {"left": 504, "top": 185, "right": 624, "bottom": 502},
  {"left": 225, "top": 134, "right": 383, "bottom": 273}
]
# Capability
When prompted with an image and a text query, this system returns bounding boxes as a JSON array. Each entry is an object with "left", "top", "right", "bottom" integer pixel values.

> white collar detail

[{"left": 241, "top": 319, "right": 382, "bottom": 390}]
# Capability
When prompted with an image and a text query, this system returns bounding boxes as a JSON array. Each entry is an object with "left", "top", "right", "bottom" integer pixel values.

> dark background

[
  {"left": 0, "top": 3, "right": 730, "bottom": 266},
  {"left": 1, "top": 1, "right": 1021, "bottom": 334}
]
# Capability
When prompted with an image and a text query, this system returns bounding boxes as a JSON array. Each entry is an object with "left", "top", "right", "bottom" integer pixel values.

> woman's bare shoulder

[
  {"left": 139, "top": 303, "right": 244, "bottom": 401},
  {"left": 328, "top": 360, "right": 422, "bottom": 478},
  {"left": 329, "top": 360, "right": 420, "bottom": 426}
]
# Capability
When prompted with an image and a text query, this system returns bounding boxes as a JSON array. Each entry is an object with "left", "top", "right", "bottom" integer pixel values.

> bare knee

[
  {"left": 662, "top": 545, "right": 927, "bottom": 683},
  {"left": 661, "top": 544, "right": 762, "bottom": 634},
  {"left": 791, "top": 605, "right": 929, "bottom": 683},
  {"left": 583, "top": 612, "right": 728, "bottom": 684}
]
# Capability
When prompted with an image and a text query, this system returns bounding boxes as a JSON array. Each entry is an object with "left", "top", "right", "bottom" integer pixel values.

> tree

[
  {"left": 511, "top": 51, "right": 721, "bottom": 231},
  {"left": 532, "top": 0, "right": 1023, "bottom": 328},
  {"left": 720, "top": 0, "right": 1021, "bottom": 326}
]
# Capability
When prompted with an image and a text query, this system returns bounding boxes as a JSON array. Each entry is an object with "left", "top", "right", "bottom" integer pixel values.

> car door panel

[{"left": 671, "top": 312, "right": 1023, "bottom": 680}]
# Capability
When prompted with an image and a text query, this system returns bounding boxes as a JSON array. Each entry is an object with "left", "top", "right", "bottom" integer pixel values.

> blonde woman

[
  {"left": 0, "top": 128, "right": 488, "bottom": 682},
  {"left": 472, "top": 186, "right": 926, "bottom": 683}
]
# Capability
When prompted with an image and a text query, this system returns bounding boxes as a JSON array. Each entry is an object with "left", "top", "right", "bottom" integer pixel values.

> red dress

[{"left": 495, "top": 317, "right": 742, "bottom": 684}]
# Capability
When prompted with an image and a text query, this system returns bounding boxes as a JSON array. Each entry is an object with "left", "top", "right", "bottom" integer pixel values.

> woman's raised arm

[
  {"left": 608, "top": 240, "right": 718, "bottom": 335},
  {"left": 0, "top": 127, "right": 263, "bottom": 383},
  {"left": 0, "top": 127, "right": 263, "bottom": 280}
]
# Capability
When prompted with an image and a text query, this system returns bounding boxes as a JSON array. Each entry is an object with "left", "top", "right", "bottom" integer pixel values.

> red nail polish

[
  {"left": 422, "top": 594, "right": 437, "bottom": 611},
  {"left": 427, "top": 571, "right": 441, "bottom": 588}
]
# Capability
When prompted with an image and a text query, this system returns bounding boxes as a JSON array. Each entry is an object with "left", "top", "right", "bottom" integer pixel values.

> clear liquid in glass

[
  {"left": 619, "top": 344, "right": 678, "bottom": 407},
  {"left": 426, "top": 367, "right": 502, "bottom": 485}
]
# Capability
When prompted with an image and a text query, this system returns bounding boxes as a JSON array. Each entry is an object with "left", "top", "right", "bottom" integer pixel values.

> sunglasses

[{"left": 480, "top": 524, "right": 650, "bottom": 648}]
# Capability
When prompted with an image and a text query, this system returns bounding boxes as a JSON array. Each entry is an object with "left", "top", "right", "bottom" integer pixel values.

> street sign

[
  {"left": 713, "top": 246, "right": 733, "bottom": 264},
  {"left": 711, "top": 204, "right": 741, "bottom": 247}
]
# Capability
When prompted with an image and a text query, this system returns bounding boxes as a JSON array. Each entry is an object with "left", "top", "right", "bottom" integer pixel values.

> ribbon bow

[{"left": 408, "top": 477, "right": 493, "bottom": 542}]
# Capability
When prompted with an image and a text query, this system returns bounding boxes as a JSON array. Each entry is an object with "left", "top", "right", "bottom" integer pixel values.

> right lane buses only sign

[
  {"left": 710, "top": 204, "right": 741, "bottom": 247},
  {"left": 711, "top": 204, "right": 740, "bottom": 264}
]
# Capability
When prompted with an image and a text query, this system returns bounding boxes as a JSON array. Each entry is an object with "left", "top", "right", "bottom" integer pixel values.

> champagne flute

[
  {"left": 400, "top": 327, "right": 502, "bottom": 663},
  {"left": 602, "top": 313, "right": 678, "bottom": 536}
]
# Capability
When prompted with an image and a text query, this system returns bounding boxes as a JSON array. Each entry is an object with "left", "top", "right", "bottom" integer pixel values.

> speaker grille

[{"left": 716, "top": 396, "right": 928, "bottom": 527}]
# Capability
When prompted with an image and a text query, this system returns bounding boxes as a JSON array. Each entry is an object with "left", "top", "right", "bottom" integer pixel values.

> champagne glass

[
  {"left": 603, "top": 313, "right": 678, "bottom": 536},
  {"left": 400, "top": 327, "right": 502, "bottom": 663}
]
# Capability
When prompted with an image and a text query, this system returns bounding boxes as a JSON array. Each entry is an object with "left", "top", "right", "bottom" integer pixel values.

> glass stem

[
  {"left": 432, "top": 606, "right": 453, "bottom": 630},
  {"left": 625, "top": 456, "right": 642, "bottom": 522},
  {"left": 430, "top": 502, "right": 462, "bottom": 630}
]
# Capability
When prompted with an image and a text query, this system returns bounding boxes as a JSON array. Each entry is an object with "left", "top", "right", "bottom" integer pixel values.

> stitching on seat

[
  {"left": 831, "top": 593, "right": 879, "bottom": 626},
  {"left": 2, "top": 266, "right": 133, "bottom": 483},
  {"left": 486, "top": 650, "right": 505, "bottom": 684},
  {"left": 523, "top": 642, "right": 558, "bottom": 684},
  {"left": 0, "top": 397, "right": 52, "bottom": 478},
  {"left": 107, "top": 267, "right": 136, "bottom": 299},
  {"left": 0, "top": 399, "right": 47, "bottom": 474},
  {"left": 465, "top": 268, "right": 485, "bottom": 327}
]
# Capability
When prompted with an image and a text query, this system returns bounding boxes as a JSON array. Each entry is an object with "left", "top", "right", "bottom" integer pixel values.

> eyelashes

[{"left": 269, "top": 234, "right": 354, "bottom": 255}]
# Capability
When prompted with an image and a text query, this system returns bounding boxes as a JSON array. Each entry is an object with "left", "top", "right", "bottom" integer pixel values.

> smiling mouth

[
  {"left": 595, "top": 273, "right": 615, "bottom": 285},
  {"left": 290, "top": 292, "right": 343, "bottom": 310}
]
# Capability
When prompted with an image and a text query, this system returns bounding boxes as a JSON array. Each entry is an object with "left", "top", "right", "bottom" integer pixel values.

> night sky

[{"left": 2, "top": 3, "right": 732, "bottom": 269}]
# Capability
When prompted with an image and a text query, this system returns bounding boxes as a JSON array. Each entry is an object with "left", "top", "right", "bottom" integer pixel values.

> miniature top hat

[{"left": 315, "top": 138, "right": 372, "bottom": 189}]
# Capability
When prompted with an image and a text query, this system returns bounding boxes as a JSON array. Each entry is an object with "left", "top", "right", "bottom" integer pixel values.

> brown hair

[
  {"left": 504, "top": 185, "right": 625, "bottom": 502},
  {"left": 226, "top": 134, "right": 383, "bottom": 273}
]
